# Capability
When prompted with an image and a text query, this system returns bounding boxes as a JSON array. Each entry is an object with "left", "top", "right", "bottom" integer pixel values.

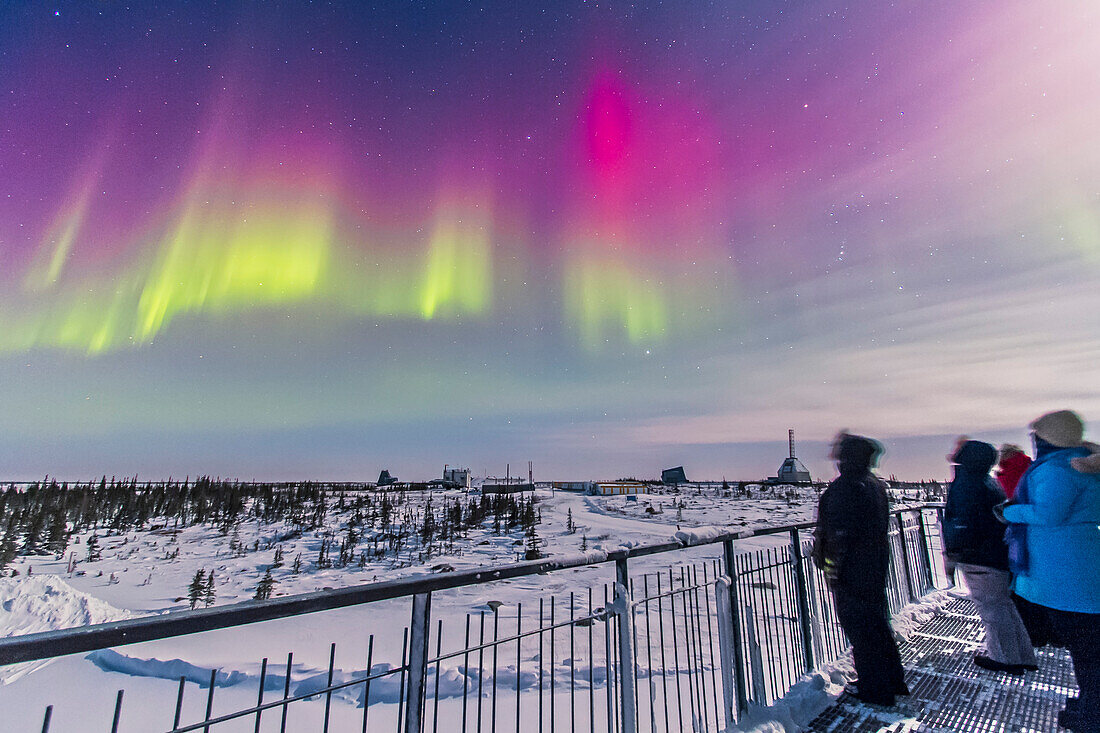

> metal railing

[{"left": 0, "top": 505, "right": 947, "bottom": 733}]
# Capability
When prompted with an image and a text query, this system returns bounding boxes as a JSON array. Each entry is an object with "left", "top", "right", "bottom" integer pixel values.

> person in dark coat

[
  {"left": 943, "top": 439, "right": 1036, "bottom": 673},
  {"left": 813, "top": 433, "right": 908, "bottom": 706}
]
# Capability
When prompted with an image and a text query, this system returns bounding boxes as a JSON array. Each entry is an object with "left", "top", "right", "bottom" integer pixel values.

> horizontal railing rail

[{"left": 0, "top": 519, "right": 836, "bottom": 667}]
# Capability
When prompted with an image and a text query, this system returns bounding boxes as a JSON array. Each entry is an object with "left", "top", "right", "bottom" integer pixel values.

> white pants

[{"left": 956, "top": 562, "right": 1037, "bottom": 666}]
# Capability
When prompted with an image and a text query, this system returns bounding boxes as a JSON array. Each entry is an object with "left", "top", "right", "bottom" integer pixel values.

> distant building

[
  {"left": 770, "top": 430, "right": 812, "bottom": 484},
  {"left": 590, "top": 481, "right": 649, "bottom": 496},
  {"left": 442, "top": 467, "right": 471, "bottom": 489},
  {"left": 661, "top": 466, "right": 688, "bottom": 485},
  {"left": 552, "top": 481, "right": 594, "bottom": 493},
  {"left": 481, "top": 481, "right": 534, "bottom": 494},
  {"left": 377, "top": 469, "right": 398, "bottom": 486}
]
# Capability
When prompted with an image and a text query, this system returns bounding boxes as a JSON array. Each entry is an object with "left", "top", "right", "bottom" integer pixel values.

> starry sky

[{"left": 1, "top": 1, "right": 1098, "bottom": 482}]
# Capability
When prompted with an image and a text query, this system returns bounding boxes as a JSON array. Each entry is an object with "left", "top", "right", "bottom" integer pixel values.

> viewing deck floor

[{"left": 806, "top": 598, "right": 1077, "bottom": 732}]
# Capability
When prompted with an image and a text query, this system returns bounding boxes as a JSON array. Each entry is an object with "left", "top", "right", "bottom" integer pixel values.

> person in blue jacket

[
  {"left": 1002, "top": 410, "right": 1100, "bottom": 733},
  {"left": 943, "top": 439, "right": 1036, "bottom": 673}
]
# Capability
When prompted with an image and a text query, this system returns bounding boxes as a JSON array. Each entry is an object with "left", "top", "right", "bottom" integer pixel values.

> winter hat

[
  {"left": 835, "top": 434, "right": 882, "bottom": 471},
  {"left": 953, "top": 440, "right": 997, "bottom": 475},
  {"left": 1029, "top": 410, "right": 1084, "bottom": 448}
]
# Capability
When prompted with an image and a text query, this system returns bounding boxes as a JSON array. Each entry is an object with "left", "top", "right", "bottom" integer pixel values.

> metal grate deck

[{"left": 805, "top": 598, "right": 1077, "bottom": 732}]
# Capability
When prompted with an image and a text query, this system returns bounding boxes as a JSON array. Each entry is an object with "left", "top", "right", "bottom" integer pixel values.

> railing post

[
  {"left": 614, "top": 557, "right": 637, "bottom": 733},
  {"left": 894, "top": 513, "right": 916, "bottom": 602},
  {"left": 404, "top": 592, "right": 432, "bottom": 733},
  {"left": 719, "top": 538, "right": 749, "bottom": 724},
  {"left": 788, "top": 528, "right": 816, "bottom": 672}
]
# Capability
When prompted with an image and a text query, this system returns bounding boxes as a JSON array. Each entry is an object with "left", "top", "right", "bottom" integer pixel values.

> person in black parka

[
  {"left": 943, "top": 439, "right": 1036, "bottom": 673},
  {"left": 813, "top": 433, "right": 908, "bottom": 706}
]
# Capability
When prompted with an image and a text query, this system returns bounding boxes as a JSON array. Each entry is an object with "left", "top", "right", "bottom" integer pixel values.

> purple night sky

[{"left": 1, "top": 1, "right": 1098, "bottom": 482}]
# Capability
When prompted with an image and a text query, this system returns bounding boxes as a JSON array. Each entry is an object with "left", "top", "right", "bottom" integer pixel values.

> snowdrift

[{"left": 1, "top": 575, "right": 135, "bottom": 684}]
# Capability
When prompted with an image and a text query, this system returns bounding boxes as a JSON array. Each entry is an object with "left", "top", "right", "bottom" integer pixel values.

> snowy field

[{"left": 0, "top": 483, "right": 884, "bottom": 732}]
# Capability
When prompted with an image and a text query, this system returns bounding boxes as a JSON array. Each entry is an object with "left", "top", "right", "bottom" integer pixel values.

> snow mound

[
  {"left": 0, "top": 575, "right": 135, "bottom": 684},
  {"left": 87, "top": 650, "right": 251, "bottom": 688}
]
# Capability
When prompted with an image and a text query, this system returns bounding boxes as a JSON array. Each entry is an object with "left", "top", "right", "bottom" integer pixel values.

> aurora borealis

[{"left": 1, "top": 1, "right": 1098, "bottom": 481}]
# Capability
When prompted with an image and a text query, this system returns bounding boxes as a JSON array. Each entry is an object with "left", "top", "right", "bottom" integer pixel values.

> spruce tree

[
  {"left": 86, "top": 533, "right": 101, "bottom": 562},
  {"left": 523, "top": 524, "right": 543, "bottom": 561},
  {"left": 46, "top": 511, "right": 69, "bottom": 556},
  {"left": 0, "top": 532, "right": 16, "bottom": 575},
  {"left": 254, "top": 569, "right": 275, "bottom": 600},
  {"left": 204, "top": 571, "right": 216, "bottom": 607},
  {"left": 187, "top": 569, "right": 206, "bottom": 610}
]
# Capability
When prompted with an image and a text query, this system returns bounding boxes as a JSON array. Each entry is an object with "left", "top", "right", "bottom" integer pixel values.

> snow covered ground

[{"left": 0, "top": 485, "right": 868, "bottom": 732}]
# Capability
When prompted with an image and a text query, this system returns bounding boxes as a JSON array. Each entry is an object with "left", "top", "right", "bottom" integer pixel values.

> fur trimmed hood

[{"left": 1071, "top": 441, "right": 1100, "bottom": 474}]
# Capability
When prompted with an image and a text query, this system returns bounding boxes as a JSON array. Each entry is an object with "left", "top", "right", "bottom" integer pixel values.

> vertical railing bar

[
  {"left": 570, "top": 591, "right": 576, "bottom": 733},
  {"left": 677, "top": 566, "right": 698, "bottom": 728},
  {"left": 666, "top": 570, "right": 685, "bottom": 733},
  {"left": 549, "top": 596, "right": 556, "bottom": 733},
  {"left": 538, "top": 600, "right": 544, "bottom": 733},
  {"left": 405, "top": 593, "right": 433, "bottom": 733},
  {"left": 766, "top": 551, "right": 783, "bottom": 702},
  {"left": 477, "top": 612, "right": 485, "bottom": 733},
  {"left": 629, "top": 576, "right": 640, "bottom": 727},
  {"left": 587, "top": 586, "right": 595, "bottom": 733},
  {"left": 643, "top": 574, "right": 657, "bottom": 733},
  {"left": 696, "top": 564, "right": 713, "bottom": 729},
  {"left": 788, "top": 548, "right": 804, "bottom": 684},
  {"left": 763, "top": 552, "right": 782, "bottom": 698},
  {"left": 110, "top": 690, "right": 124, "bottom": 733},
  {"left": 722, "top": 539, "right": 748, "bottom": 718},
  {"left": 773, "top": 549, "right": 790, "bottom": 700},
  {"left": 603, "top": 584, "right": 614, "bottom": 733},
  {"left": 491, "top": 604, "right": 499, "bottom": 733},
  {"left": 433, "top": 619, "right": 444, "bottom": 733},
  {"left": 173, "top": 676, "right": 186, "bottom": 731},
  {"left": 361, "top": 641, "right": 374, "bottom": 733},
  {"left": 689, "top": 565, "right": 708, "bottom": 728},
  {"left": 745, "top": 551, "right": 764, "bottom": 702},
  {"left": 702, "top": 562, "right": 721, "bottom": 729},
  {"left": 281, "top": 652, "right": 294, "bottom": 733},
  {"left": 254, "top": 657, "right": 268, "bottom": 733},
  {"left": 681, "top": 565, "right": 697, "bottom": 730},
  {"left": 397, "top": 629, "right": 409, "bottom": 733},
  {"left": 781, "top": 548, "right": 798, "bottom": 694},
  {"left": 323, "top": 642, "right": 336, "bottom": 733},
  {"left": 655, "top": 574, "right": 672, "bottom": 733},
  {"left": 203, "top": 668, "right": 216, "bottom": 733},
  {"left": 516, "top": 603, "right": 522, "bottom": 733},
  {"left": 462, "top": 615, "right": 472, "bottom": 733}
]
